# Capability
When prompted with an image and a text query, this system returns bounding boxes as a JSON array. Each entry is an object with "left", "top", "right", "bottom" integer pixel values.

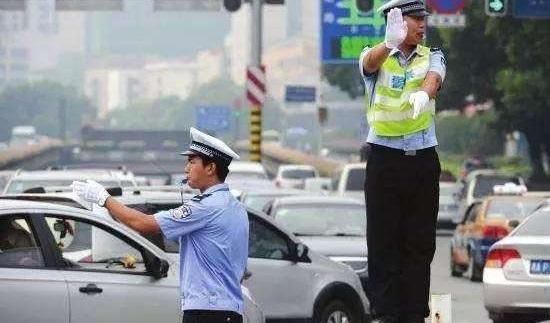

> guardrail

[{"left": 0, "top": 139, "right": 63, "bottom": 169}]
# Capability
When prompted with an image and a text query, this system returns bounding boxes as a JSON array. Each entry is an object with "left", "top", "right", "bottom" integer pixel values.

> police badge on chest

[{"left": 169, "top": 205, "right": 192, "bottom": 219}]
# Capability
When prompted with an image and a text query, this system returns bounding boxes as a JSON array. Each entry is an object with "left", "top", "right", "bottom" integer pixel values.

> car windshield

[
  {"left": 281, "top": 169, "right": 315, "bottom": 179},
  {"left": 473, "top": 175, "right": 520, "bottom": 198},
  {"left": 514, "top": 207, "right": 550, "bottom": 236},
  {"left": 5, "top": 180, "right": 119, "bottom": 193},
  {"left": 345, "top": 168, "right": 365, "bottom": 191},
  {"left": 486, "top": 199, "right": 542, "bottom": 220},
  {"left": 273, "top": 204, "right": 366, "bottom": 236},
  {"left": 440, "top": 185, "right": 457, "bottom": 197}
]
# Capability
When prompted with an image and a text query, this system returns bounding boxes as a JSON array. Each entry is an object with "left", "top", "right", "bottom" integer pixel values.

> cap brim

[
  {"left": 180, "top": 149, "right": 200, "bottom": 156},
  {"left": 405, "top": 10, "right": 430, "bottom": 17}
]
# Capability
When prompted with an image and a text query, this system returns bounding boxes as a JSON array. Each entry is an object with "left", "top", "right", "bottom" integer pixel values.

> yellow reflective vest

[{"left": 365, "top": 45, "right": 435, "bottom": 137}]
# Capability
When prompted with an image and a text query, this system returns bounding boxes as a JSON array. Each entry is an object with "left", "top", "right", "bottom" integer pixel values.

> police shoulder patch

[{"left": 169, "top": 205, "right": 192, "bottom": 219}]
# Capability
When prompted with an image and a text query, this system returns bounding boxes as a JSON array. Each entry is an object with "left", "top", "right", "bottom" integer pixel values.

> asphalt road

[{"left": 431, "top": 234, "right": 492, "bottom": 323}]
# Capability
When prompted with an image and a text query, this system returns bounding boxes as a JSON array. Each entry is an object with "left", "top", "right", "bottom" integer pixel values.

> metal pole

[{"left": 249, "top": 0, "right": 263, "bottom": 162}]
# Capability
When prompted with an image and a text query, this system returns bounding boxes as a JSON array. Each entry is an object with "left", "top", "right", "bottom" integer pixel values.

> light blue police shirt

[
  {"left": 154, "top": 183, "right": 249, "bottom": 314},
  {"left": 358, "top": 45, "right": 447, "bottom": 151}
]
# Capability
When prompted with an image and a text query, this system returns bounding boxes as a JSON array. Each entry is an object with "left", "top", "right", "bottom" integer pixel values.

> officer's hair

[{"left": 197, "top": 155, "right": 230, "bottom": 182}]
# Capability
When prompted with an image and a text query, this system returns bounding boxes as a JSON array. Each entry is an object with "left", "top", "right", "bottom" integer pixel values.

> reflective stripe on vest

[{"left": 366, "top": 45, "right": 435, "bottom": 137}]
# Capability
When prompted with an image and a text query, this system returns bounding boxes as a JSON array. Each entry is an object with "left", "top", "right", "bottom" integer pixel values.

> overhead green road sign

[{"left": 322, "top": 0, "right": 386, "bottom": 64}]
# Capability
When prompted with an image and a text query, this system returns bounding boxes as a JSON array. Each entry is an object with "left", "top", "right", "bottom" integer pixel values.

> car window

[
  {"left": 44, "top": 216, "right": 147, "bottom": 274},
  {"left": 126, "top": 203, "right": 181, "bottom": 253},
  {"left": 0, "top": 216, "right": 44, "bottom": 268},
  {"left": 244, "top": 195, "right": 276, "bottom": 211},
  {"left": 249, "top": 215, "right": 291, "bottom": 260},
  {"left": 514, "top": 208, "right": 550, "bottom": 236},
  {"left": 273, "top": 204, "right": 366, "bottom": 236},
  {"left": 345, "top": 168, "right": 365, "bottom": 191},
  {"left": 281, "top": 169, "right": 315, "bottom": 179},
  {"left": 473, "top": 175, "right": 520, "bottom": 199},
  {"left": 486, "top": 199, "right": 542, "bottom": 220}
]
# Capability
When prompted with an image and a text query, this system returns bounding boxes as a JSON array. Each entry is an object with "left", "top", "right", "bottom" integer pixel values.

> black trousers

[
  {"left": 365, "top": 144, "right": 440, "bottom": 320},
  {"left": 182, "top": 310, "right": 242, "bottom": 323}
]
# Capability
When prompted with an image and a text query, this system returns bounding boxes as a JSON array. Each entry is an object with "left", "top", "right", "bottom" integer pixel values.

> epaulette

[
  {"left": 191, "top": 193, "right": 211, "bottom": 202},
  {"left": 430, "top": 47, "right": 442, "bottom": 52}
]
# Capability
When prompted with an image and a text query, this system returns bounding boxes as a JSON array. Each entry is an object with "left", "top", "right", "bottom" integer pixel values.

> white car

[
  {"left": 332, "top": 163, "right": 366, "bottom": 201},
  {"left": 274, "top": 164, "right": 319, "bottom": 189},
  {"left": 0, "top": 198, "right": 264, "bottom": 323},
  {"left": 483, "top": 204, "right": 550, "bottom": 323}
]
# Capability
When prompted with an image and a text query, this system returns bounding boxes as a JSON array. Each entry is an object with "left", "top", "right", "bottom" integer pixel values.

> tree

[
  {"left": 0, "top": 81, "right": 96, "bottom": 142},
  {"left": 487, "top": 17, "right": 550, "bottom": 180}
]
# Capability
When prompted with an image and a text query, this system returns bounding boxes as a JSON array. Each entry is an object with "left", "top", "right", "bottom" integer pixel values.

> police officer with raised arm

[
  {"left": 359, "top": 1, "right": 446, "bottom": 322},
  {"left": 72, "top": 127, "right": 249, "bottom": 323}
]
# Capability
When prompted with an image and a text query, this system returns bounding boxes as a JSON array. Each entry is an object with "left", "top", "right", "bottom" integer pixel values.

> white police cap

[
  {"left": 378, "top": 0, "right": 430, "bottom": 17},
  {"left": 181, "top": 127, "right": 240, "bottom": 165}
]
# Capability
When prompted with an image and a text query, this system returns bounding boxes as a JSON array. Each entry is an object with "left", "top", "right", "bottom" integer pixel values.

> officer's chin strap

[{"left": 180, "top": 178, "right": 188, "bottom": 205}]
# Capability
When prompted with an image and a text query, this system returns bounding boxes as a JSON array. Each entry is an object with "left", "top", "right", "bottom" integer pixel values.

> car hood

[{"left": 298, "top": 236, "right": 367, "bottom": 257}]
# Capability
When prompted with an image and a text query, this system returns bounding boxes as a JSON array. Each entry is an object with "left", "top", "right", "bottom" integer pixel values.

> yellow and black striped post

[
  {"left": 246, "top": 65, "right": 266, "bottom": 162},
  {"left": 249, "top": 105, "right": 262, "bottom": 162}
]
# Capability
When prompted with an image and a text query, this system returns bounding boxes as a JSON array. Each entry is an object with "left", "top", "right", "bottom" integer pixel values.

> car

[
  {"left": 438, "top": 182, "right": 459, "bottom": 229},
  {"left": 483, "top": 204, "right": 550, "bottom": 323},
  {"left": 238, "top": 188, "right": 310, "bottom": 211},
  {"left": 453, "top": 169, "right": 526, "bottom": 224},
  {"left": 331, "top": 163, "right": 366, "bottom": 201},
  {"left": 3, "top": 169, "right": 128, "bottom": 194},
  {"left": 0, "top": 198, "right": 264, "bottom": 323},
  {"left": 227, "top": 161, "right": 269, "bottom": 181},
  {"left": 262, "top": 195, "right": 369, "bottom": 295},
  {"left": 110, "top": 190, "right": 371, "bottom": 323},
  {"left": 450, "top": 194, "right": 545, "bottom": 281},
  {"left": 274, "top": 164, "right": 319, "bottom": 189}
]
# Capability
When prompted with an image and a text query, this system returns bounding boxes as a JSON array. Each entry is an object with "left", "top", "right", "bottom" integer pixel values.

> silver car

[
  {"left": 262, "top": 195, "right": 368, "bottom": 296},
  {"left": 114, "top": 189, "right": 371, "bottom": 323},
  {"left": 0, "top": 198, "right": 264, "bottom": 323},
  {"left": 483, "top": 204, "right": 550, "bottom": 323}
]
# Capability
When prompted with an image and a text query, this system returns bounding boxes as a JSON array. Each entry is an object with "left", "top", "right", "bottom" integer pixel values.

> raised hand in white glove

[
  {"left": 409, "top": 90, "right": 430, "bottom": 119},
  {"left": 72, "top": 180, "right": 110, "bottom": 206},
  {"left": 385, "top": 8, "right": 408, "bottom": 49}
]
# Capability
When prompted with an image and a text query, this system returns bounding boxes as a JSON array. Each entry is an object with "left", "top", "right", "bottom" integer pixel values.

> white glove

[
  {"left": 72, "top": 180, "right": 110, "bottom": 206},
  {"left": 409, "top": 91, "right": 430, "bottom": 119},
  {"left": 385, "top": 8, "right": 408, "bottom": 49}
]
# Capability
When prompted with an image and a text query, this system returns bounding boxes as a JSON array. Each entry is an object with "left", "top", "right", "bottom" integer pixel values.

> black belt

[{"left": 369, "top": 143, "right": 436, "bottom": 156}]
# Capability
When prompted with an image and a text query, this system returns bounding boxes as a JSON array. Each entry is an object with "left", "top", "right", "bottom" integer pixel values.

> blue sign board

[
  {"left": 514, "top": 0, "right": 550, "bottom": 18},
  {"left": 427, "top": 0, "right": 467, "bottom": 14},
  {"left": 285, "top": 86, "right": 317, "bottom": 103},
  {"left": 321, "top": 0, "right": 386, "bottom": 63},
  {"left": 195, "top": 105, "right": 231, "bottom": 133}
]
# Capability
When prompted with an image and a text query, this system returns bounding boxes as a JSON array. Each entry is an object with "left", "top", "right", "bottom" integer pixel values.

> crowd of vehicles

[{"left": 1, "top": 161, "right": 549, "bottom": 323}]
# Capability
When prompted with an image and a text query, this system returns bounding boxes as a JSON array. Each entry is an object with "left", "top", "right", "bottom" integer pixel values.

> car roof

[
  {"left": 229, "top": 161, "right": 266, "bottom": 173},
  {"left": 278, "top": 164, "right": 316, "bottom": 170},
  {"left": 272, "top": 195, "right": 364, "bottom": 206},
  {"left": 244, "top": 188, "right": 309, "bottom": 196},
  {"left": 10, "top": 169, "right": 120, "bottom": 181},
  {"left": 465, "top": 169, "right": 520, "bottom": 182}
]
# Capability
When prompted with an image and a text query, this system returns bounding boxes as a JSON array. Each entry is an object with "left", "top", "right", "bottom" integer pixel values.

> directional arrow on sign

[{"left": 490, "top": 0, "right": 504, "bottom": 12}]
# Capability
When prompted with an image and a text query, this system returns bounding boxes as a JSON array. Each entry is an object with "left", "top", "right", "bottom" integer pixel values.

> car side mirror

[
  {"left": 508, "top": 219, "right": 520, "bottom": 229},
  {"left": 144, "top": 250, "right": 169, "bottom": 279},
  {"left": 291, "top": 242, "right": 309, "bottom": 263}
]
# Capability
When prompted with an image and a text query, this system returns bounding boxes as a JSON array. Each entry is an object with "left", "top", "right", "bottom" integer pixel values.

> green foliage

[
  {"left": 488, "top": 155, "right": 532, "bottom": 179},
  {"left": 436, "top": 112, "right": 502, "bottom": 156},
  {"left": 0, "top": 81, "right": 96, "bottom": 142}
]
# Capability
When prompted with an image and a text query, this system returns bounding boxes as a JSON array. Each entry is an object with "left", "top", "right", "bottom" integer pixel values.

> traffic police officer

[
  {"left": 358, "top": 1, "right": 446, "bottom": 322},
  {"left": 72, "top": 127, "right": 249, "bottom": 323}
]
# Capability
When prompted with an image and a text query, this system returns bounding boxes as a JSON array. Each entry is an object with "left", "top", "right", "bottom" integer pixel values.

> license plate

[{"left": 530, "top": 260, "right": 550, "bottom": 275}]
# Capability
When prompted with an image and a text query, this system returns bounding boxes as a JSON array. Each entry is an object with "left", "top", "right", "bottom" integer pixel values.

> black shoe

[{"left": 371, "top": 316, "right": 399, "bottom": 323}]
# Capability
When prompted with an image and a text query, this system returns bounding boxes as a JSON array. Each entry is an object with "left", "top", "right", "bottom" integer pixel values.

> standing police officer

[
  {"left": 72, "top": 127, "right": 249, "bottom": 323},
  {"left": 359, "top": 1, "right": 446, "bottom": 322}
]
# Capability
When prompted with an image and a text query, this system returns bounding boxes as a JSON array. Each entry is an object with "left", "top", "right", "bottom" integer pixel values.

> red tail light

[
  {"left": 482, "top": 225, "right": 509, "bottom": 240},
  {"left": 485, "top": 248, "right": 521, "bottom": 268}
]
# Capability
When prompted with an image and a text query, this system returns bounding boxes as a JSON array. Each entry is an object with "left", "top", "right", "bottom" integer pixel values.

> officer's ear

[{"left": 207, "top": 161, "right": 217, "bottom": 176}]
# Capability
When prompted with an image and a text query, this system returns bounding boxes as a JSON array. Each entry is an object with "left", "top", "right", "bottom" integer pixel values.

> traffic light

[
  {"left": 356, "top": 0, "right": 373, "bottom": 12},
  {"left": 224, "top": 0, "right": 241, "bottom": 12},
  {"left": 485, "top": 0, "right": 507, "bottom": 17}
]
